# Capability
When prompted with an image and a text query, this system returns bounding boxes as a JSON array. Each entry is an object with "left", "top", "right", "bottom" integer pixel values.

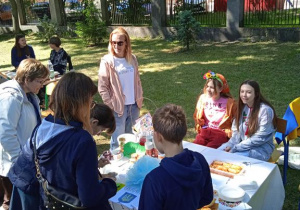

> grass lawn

[{"left": 0, "top": 33, "right": 299, "bottom": 209}]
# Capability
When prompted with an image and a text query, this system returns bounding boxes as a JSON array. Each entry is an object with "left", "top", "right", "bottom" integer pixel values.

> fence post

[
  {"left": 151, "top": 0, "right": 167, "bottom": 28},
  {"left": 226, "top": 0, "right": 244, "bottom": 39}
]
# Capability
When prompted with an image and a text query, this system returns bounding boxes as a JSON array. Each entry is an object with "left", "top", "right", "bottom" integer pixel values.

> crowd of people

[{"left": 0, "top": 27, "right": 279, "bottom": 210}]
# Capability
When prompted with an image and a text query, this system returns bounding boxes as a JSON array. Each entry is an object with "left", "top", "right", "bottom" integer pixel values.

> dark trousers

[
  {"left": 0, "top": 176, "right": 13, "bottom": 210},
  {"left": 193, "top": 128, "right": 229, "bottom": 149}
]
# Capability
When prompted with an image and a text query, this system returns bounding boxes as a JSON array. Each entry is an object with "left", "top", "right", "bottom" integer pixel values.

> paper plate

[
  {"left": 117, "top": 133, "right": 137, "bottom": 144},
  {"left": 218, "top": 185, "right": 245, "bottom": 202}
]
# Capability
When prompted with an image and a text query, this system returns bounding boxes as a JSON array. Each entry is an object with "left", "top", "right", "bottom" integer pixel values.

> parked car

[
  {"left": 30, "top": 2, "right": 51, "bottom": 19},
  {"left": 0, "top": 2, "right": 12, "bottom": 24},
  {"left": 65, "top": 6, "right": 84, "bottom": 21}
]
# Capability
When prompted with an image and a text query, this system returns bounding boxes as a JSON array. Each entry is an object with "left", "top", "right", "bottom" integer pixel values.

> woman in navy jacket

[
  {"left": 9, "top": 72, "right": 117, "bottom": 210},
  {"left": 11, "top": 34, "right": 36, "bottom": 69}
]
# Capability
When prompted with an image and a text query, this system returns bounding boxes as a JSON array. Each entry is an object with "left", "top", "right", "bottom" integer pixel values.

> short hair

[
  {"left": 15, "top": 58, "right": 49, "bottom": 84},
  {"left": 152, "top": 104, "right": 187, "bottom": 144},
  {"left": 90, "top": 103, "right": 116, "bottom": 134},
  {"left": 49, "top": 72, "right": 98, "bottom": 132},
  {"left": 49, "top": 36, "right": 61, "bottom": 47},
  {"left": 108, "top": 27, "right": 132, "bottom": 64}
]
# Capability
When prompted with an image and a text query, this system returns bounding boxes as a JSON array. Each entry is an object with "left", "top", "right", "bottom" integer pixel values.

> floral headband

[
  {"left": 203, "top": 71, "right": 223, "bottom": 86},
  {"left": 203, "top": 70, "right": 230, "bottom": 93}
]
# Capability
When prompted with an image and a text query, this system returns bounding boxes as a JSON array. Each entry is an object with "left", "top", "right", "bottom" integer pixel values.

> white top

[{"left": 114, "top": 57, "right": 135, "bottom": 105}]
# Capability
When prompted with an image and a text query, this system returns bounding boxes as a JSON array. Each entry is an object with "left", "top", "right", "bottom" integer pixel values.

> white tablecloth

[
  {"left": 184, "top": 142, "right": 285, "bottom": 210},
  {"left": 107, "top": 141, "right": 285, "bottom": 210}
]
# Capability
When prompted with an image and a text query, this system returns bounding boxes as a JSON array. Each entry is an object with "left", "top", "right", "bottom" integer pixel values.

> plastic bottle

[{"left": 48, "top": 60, "right": 54, "bottom": 79}]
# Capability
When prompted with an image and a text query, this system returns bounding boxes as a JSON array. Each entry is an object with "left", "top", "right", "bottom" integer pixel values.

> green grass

[{"left": 1, "top": 33, "right": 300, "bottom": 209}]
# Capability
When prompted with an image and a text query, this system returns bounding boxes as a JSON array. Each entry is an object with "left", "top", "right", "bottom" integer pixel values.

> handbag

[{"left": 32, "top": 127, "right": 86, "bottom": 210}]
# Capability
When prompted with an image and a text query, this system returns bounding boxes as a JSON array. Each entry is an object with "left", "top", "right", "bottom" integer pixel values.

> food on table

[
  {"left": 119, "top": 137, "right": 126, "bottom": 152},
  {"left": 209, "top": 160, "right": 244, "bottom": 178},
  {"left": 129, "top": 152, "right": 143, "bottom": 163}
]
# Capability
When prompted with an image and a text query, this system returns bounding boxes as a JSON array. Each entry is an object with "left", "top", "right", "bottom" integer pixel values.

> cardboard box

[{"left": 109, "top": 186, "right": 141, "bottom": 210}]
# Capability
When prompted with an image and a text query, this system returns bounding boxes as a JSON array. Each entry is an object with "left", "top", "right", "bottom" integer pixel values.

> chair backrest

[{"left": 276, "top": 118, "right": 287, "bottom": 135}]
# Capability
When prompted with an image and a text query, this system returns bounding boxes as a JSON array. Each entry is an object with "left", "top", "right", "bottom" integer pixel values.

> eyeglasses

[
  {"left": 90, "top": 101, "right": 96, "bottom": 110},
  {"left": 111, "top": 41, "right": 124, "bottom": 46},
  {"left": 35, "top": 78, "right": 49, "bottom": 85}
]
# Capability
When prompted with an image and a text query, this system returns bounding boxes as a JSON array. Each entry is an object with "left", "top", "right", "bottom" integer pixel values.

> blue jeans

[
  {"left": 10, "top": 186, "right": 41, "bottom": 210},
  {"left": 111, "top": 103, "right": 140, "bottom": 150}
]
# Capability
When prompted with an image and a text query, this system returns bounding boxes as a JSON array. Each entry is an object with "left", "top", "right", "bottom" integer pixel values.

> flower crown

[{"left": 203, "top": 70, "right": 223, "bottom": 86}]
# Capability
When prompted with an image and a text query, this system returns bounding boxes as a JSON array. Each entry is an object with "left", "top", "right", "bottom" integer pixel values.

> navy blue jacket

[
  {"left": 139, "top": 149, "right": 213, "bottom": 210},
  {"left": 11, "top": 45, "right": 35, "bottom": 68},
  {"left": 9, "top": 114, "right": 117, "bottom": 210}
]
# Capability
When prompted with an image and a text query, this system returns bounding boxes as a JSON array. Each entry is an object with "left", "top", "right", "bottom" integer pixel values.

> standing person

[
  {"left": 11, "top": 34, "right": 36, "bottom": 70},
  {"left": 9, "top": 72, "right": 117, "bottom": 210},
  {"left": 193, "top": 70, "right": 236, "bottom": 148},
  {"left": 98, "top": 27, "right": 143, "bottom": 150},
  {"left": 219, "top": 80, "right": 276, "bottom": 161},
  {"left": 49, "top": 36, "right": 74, "bottom": 75},
  {"left": 0, "top": 59, "right": 49, "bottom": 210},
  {"left": 139, "top": 104, "right": 213, "bottom": 210}
]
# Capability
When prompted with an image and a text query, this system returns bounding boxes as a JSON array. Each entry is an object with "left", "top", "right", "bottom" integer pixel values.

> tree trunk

[
  {"left": 49, "top": 0, "right": 66, "bottom": 26},
  {"left": 8, "top": 0, "right": 22, "bottom": 34},
  {"left": 16, "top": 0, "right": 27, "bottom": 25}
]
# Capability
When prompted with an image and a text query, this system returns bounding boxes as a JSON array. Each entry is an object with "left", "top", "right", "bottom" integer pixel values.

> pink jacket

[{"left": 98, "top": 54, "right": 143, "bottom": 116}]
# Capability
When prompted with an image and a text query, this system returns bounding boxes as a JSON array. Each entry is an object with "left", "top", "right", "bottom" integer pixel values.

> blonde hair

[
  {"left": 108, "top": 27, "right": 132, "bottom": 64},
  {"left": 49, "top": 72, "right": 98, "bottom": 133},
  {"left": 15, "top": 58, "right": 49, "bottom": 84}
]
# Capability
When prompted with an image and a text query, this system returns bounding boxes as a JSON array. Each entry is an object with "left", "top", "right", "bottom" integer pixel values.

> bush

[
  {"left": 175, "top": 10, "right": 201, "bottom": 50},
  {"left": 75, "top": 0, "right": 107, "bottom": 46},
  {"left": 35, "top": 16, "right": 76, "bottom": 43},
  {"left": 35, "top": 16, "right": 58, "bottom": 43}
]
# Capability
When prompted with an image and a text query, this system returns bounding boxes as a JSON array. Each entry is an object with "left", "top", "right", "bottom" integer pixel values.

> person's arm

[
  {"left": 29, "top": 46, "right": 36, "bottom": 59},
  {"left": 231, "top": 107, "right": 274, "bottom": 152},
  {"left": 132, "top": 55, "right": 143, "bottom": 106},
  {"left": 11, "top": 47, "right": 19, "bottom": 68},
  {"left": 138, "top": 175, "right": 163, "bottom": 210},
  {"left": 98, "top": 59, "right": 113, "bottom": 109},
  {"left": 193, "top": 94, "right": 205, "bottom": 132},
  {"left": 75, "top": 136, "right": 117, "bottom": 207},
  {"left": 198, "top": 156, "right": 213, "bottom": 208},
  {"left": 224, "top": 119, "right": 241, "bottom": 150},
  {"left": 0, "top": 94, "right": 22, "bottom": 167}
]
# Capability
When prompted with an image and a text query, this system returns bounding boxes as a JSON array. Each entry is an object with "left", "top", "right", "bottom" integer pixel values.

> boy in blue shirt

[{"left": 139, "top": 104, "right": 213, "bottom": 210}]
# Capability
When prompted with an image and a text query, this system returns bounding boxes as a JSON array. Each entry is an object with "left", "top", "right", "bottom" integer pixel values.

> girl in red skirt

[{"left": 193, "top": 71, "right": 237, "bottom": 148}]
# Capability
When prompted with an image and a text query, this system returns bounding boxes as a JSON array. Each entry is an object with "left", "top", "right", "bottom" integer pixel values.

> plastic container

[
  {"left": 145, "top": 142, "right": 154, "bottom": 156},
  {"left": 48, "top": 60, "right": 55, "bottom": 79},
  {"left": 139, "top": 135, "right": 146, "bottom": 146}
]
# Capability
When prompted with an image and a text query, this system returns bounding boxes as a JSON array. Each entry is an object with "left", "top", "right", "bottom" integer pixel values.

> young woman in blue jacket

[
  {"left": 11, "top": 34, "right": 36, "bottom": 70},
  {"left": 9, "top": 72, "right": 117, "bottom": 210}
]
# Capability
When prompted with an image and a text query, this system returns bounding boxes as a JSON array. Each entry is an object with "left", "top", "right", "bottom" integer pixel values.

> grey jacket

[
  {"left": 227, "top": 103, "right": 275, "bottom": 161},
  {"left": 0, "top": 80, "right": 40, "bottom": 176}
]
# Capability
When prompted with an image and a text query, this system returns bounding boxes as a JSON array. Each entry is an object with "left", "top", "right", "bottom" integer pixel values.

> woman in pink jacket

[{"left": 98, "top": 27, "right": 143, "bottom": 149}]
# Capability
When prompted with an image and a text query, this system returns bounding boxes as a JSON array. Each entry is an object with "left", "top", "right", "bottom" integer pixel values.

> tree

[
  {"left": 8, "top": 0, "right": 21, "bottom": 34},
  {"left": 176, "top": 10, "right": 200, "bottom": 50}
]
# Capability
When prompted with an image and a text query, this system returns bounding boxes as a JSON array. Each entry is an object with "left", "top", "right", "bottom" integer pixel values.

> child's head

[
  {"left": 236, "top": 80, "right": 276, "bottom": 136},
  {"left": 203, "top": 71, "right": 231, "bottom": 99},
  {"left": 90, "top": 103, "right": 116, "bottom": 136},
  {"left": 49, "top": 36, "right": 61, "bottom": 49},
  {"left": 15, "top": 34, "right": 26, "bottom": 48},
  {"left": 152, "top": 104, "right": 187, "bottom": 153},
  {"left": 49, "top": 72, "right": 97, "bottom": 133}
]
